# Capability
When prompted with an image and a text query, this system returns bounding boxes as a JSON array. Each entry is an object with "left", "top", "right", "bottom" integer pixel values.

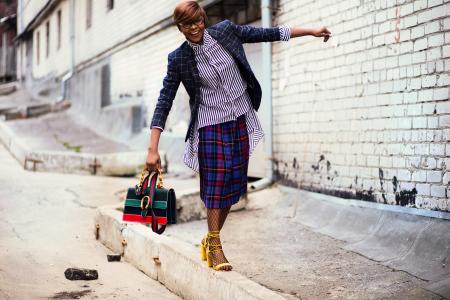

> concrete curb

[
  {"left": 0, "top": 118, "right": 155, "bottom": 176},
  {"left": 94, "top": 205, "right": 286, "bottom": 300},
  {"left": 277, "top": 185, "right": 450, "bottom": 298},
  {"left": 173, "top": 189, "right": 248, "bottom": 223},
  {"left": 0, "top": 81, "right": 17, "bottom": 95}
]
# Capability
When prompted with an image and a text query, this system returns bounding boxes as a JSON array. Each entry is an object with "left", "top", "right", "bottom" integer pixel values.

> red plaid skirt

[{"left": 198, "top": 114, "right": 250, "bottom": 209}]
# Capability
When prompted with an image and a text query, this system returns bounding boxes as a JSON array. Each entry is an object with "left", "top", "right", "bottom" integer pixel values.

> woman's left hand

[{"left": 312, "top": 26, "right": 331, "bottom": 42}]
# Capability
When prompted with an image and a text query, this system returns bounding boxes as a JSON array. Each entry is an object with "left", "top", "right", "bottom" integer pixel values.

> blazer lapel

[
  {"left": 182, "top": 43, "right": 201, "bottom": 89},
  {"left": 206, "top": 27, "right": 245, "bottom": 68}
]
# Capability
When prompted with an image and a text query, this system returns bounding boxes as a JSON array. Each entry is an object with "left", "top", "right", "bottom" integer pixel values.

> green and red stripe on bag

[{"left": 122, "top": 169, "right": 176, "bottom": 234}]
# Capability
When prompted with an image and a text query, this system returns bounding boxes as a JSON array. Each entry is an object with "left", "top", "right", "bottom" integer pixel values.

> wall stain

[
  {"left": 275, "top": 156, "right": 422, "bottom": 208},
  {"left": 392, "top": 176, "right": 417, "bottom": 207},
  {"left": 379, "top": 168, "right": 388, "bottom": 204}
]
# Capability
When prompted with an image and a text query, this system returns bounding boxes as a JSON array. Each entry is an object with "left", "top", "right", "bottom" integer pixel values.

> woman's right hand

[{"left": 146, "top": 148, "right": 161, "bottom": 172}]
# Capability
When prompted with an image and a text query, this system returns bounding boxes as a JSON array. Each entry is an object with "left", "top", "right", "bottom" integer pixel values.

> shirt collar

[{"left": 187, "top": 29, "right": 213, "bottom": 52}]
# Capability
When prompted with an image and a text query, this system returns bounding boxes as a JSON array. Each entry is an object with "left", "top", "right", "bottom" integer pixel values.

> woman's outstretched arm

[{"left": 290, "top": 26, "right": 331, "bottom": 42}]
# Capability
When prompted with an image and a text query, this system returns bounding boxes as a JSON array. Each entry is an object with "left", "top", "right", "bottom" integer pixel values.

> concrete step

[
  {"left": 94, "top": 204, "right": 286, "bottom": 300},
  {"left": 0, "top": 110, "right": 161, "bottom": 176}
]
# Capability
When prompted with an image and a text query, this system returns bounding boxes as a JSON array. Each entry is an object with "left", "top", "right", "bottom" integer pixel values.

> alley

[{"left": 0, "top": 144, "right": 179, "bottom": 299}]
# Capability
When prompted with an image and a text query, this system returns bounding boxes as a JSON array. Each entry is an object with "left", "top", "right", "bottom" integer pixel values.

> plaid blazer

[{"left": 150, "top": 19, "right": 282, "bottom": 142}]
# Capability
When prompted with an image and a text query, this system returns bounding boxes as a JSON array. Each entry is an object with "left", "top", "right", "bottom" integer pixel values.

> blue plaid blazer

[{"left": 151, "top": 19, "right": 282, "bottom": 142}]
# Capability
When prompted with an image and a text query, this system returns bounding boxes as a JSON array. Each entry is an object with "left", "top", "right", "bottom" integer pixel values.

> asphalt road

[{"left": 0, "top": 143, "right": 180, "bottom": 299}]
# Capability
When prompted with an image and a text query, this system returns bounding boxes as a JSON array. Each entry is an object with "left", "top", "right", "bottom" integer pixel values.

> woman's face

[{"left": 178, "top": 17, "right": 205, "bottom": 44}]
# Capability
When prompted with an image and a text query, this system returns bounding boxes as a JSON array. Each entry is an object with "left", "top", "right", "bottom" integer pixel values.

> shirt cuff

[
  {"left": 152, "top": 126, "right": 164, "bottom": 132},
  {"left": 279, "top": 25, "right": 291, "bottom": 41}
]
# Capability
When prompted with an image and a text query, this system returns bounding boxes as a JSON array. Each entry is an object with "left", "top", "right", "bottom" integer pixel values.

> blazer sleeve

[
  {"left": 150, "top": 53, "right": 181, "bottom": 131},
  {"left": 228, "top": 19, "right": 287, "bottom": 43}
]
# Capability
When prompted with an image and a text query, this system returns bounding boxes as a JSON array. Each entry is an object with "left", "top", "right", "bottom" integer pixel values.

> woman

[{"left": 146, "top": 1, "right": 331, "bottom": 271}]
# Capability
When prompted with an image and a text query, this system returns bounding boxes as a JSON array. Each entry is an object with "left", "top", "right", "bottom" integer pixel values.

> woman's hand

[
  {"left": 146, "top": 148, "right": 161, "bottom": 172},
  {"left": 312, "top": 26, "right": 331, "bottom": 42}
]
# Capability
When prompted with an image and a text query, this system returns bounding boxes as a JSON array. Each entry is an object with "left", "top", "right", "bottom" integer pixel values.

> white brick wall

[{"left": 273, "top": 0, "right": 450, "bottom": 211}]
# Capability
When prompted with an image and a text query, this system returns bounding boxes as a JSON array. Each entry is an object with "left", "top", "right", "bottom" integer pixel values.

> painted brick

[
  {"left": 443, "top": 129, "right": 450, "bottom": 141},
  {"left": 444, "top": 17, "right": 450, "bottom": 30},
  {"left": 430, "top": 185, "right": 447, "bottom": 197},
  {"left": 427, "top": 170, "right": 442, "bottom": 182},
  {"left": 428, "top": 0, "right": 443, "bottom": 8},
  {"left": 412, "top": 170, "right": 427, "bottom": 182},
  {"left": 430, "top": 144, "right": 445, "bottom": 156},
  {"left": 412, "top": 51, "right": 426, "bottom": 64},
  {"left": 439, "top": 115, "right": 450, "bottom": 127},
  {"left": 411, "top": 25, "right": 425, "bottom": 39},
  {"left": 444, "top": 45, "right": 450, "bottom": 58},
  {"left": 416, "top": 183, "right": 431, "bottom": 195},
  {"left": 418, "top": 89, "right": 434, "bottom": 102},
  {"left": 433, "top": 87, "right": 448, "bottom": 100},
  {"left": 414, "top": 0, "right": 428, "bottom": 11},
  {"left": 443, "top": 172, "right": 450, "bottom": 185},
  {"left": 422, "top": 75, "right": 437, "bottom": 87},
  {"left": 426, "top": 48, "right": 441, "bottom": 61},
  {"left": 413, "top": 116, "right": 427, "bottom": 128},
  {"left": 422, "top": 157, "right": 437, "bottom": 169},
  {"left": 403, "top": 14, "right": 418, "bottom": 28},
  {"left": 437, "top": 73, "right": 450, "bottom": 86},
  {"left": 427, "top": 116, "right": 439, "bottom": 128},
  {"left": 398, "top": 169, "right": 412, "bottom": 181},
  {"left": 428, "top": 33, "right": 444, "bottom": 47},
  {"left": 436, "top": 102, "right": 450, "bottom": 114},
  {"left": 425, "top": 20, "right": 440, "bottom": 34},
  {"left": 413, "top": 37, "right": 428, "bottom": 51}
]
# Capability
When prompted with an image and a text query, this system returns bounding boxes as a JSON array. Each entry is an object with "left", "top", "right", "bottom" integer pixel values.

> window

[
  {"left": 57, "top": 10, "right": 61, "bottom": 49},
  {"left": 36, "top": 31, "right": 40, "bottom": 65},
  {"left": 107, "top": 0, "right": 114, "bottom": 11},
  {"left": 101, "top": 64, "right": 111, "bottom": 107},
  {"left": 204, "top": 0, "right": 261, "bottom": 26},
  {"left": 86, "top": 0, "right": 92, "bottom": 29},
  {"left": 45, "top": 21, "right": 50, "bottom": 57}
]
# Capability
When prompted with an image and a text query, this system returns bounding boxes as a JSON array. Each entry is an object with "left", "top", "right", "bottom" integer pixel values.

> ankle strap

[{"left": 207, "top": 230, "right": 220, "bottom": 237}]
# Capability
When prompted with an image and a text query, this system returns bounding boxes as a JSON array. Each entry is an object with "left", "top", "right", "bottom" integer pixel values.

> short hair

[{"left": 173, "top": 1, "right": 208, "bottom": 28}]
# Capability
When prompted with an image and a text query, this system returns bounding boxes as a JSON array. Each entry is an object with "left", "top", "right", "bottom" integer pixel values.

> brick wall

[{"left": 272, "top": 0, "right": 450, "bottom": 211}]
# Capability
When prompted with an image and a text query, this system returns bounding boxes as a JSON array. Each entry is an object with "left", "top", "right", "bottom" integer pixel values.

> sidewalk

[{"left": 97, "top": 183, "right": 450, "bottom": 299}]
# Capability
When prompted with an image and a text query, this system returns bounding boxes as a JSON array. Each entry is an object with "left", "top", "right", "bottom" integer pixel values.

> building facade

[
  {"left": 272, "top": 0, "right": 449, "bottom": 211},
  {"left": 0, "top": 0, "right": 17, "bottom": 83},
  {"left": 16, "top": 0, "right": 450, "bottom": 212}
]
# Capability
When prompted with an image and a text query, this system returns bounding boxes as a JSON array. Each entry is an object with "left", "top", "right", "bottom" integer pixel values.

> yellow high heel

[
  {"left": 205, "top": 231, "right": 232, "bottom": 271},
  {"left": 200, "top": 234, "right": 207, "bottom": 261}
]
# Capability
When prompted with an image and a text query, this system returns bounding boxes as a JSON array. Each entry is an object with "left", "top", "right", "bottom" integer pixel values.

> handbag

[{"left": 122, "top": 168, "right": 177, "bottom": 234}]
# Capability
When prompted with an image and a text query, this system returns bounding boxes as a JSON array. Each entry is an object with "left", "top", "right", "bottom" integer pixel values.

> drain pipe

[
  {"left": 249, "top": 0, "right": 274, "bottom": 192},
  {"left": 57, "top": 0, "right": 75, "bottom": 102}
]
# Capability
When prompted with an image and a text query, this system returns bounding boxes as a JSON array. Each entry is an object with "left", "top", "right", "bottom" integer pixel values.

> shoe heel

[
  {"left": 200, "top": 243, "right": 207, "bottom": 261},
  {"left": 206, "top": 254, "right": 213, "bottom": 267}
]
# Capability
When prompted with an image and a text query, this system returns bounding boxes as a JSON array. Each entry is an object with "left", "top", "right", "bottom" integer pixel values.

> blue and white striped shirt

[{"left": 156, "top": 25, "right": 291, "bottom": 172}]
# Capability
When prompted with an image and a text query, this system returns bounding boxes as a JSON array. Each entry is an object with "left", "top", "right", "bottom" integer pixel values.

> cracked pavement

[{"left": 0, "top": 143, "right": 180, "bottom": 299}]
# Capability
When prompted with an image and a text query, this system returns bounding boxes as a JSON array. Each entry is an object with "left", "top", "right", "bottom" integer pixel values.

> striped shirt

[{"left": 156, "top": 26, "right": 291, "bottom": 172}]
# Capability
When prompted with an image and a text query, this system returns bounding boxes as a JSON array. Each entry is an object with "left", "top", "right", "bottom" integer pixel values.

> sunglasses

[{"left": 178, "top": 18, "right": 204, "bottom": 30}]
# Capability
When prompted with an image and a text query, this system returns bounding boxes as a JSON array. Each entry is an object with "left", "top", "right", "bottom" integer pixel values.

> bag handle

[{"left": 137, "top": 168, "right": 167, "bottom": 235}]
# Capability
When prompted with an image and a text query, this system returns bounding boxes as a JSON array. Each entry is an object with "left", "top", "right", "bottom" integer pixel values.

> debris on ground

[{"left": 64, "top": 268, "right": 98, "bottom": 281}]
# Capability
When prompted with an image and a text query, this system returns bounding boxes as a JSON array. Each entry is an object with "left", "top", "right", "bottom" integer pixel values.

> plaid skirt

[{"left": 198, "top": 114, "right": 250, "bottom": 209}]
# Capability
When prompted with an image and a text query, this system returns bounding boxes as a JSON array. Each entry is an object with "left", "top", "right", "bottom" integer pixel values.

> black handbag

[{"left": 122, "top": 168, "right": 176, "bottom": 234}]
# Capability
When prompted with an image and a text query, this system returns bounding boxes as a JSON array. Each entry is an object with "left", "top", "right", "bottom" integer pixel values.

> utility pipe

[{"left": 249, "top": 0, "right": 274, "bottom": 192}]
